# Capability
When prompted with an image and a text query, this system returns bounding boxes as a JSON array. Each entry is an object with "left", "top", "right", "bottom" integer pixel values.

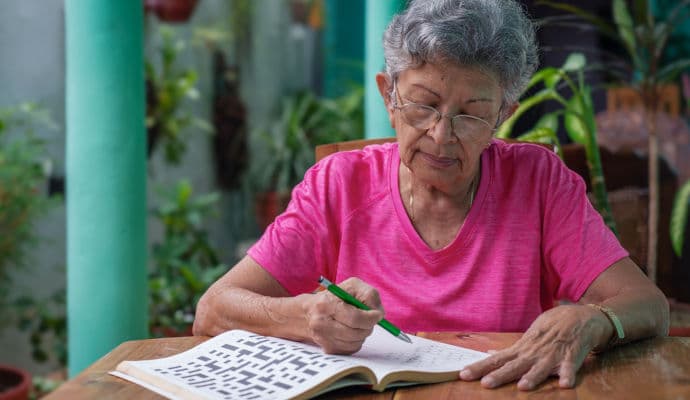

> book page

[
  {"left": 112, "top": 329, "right": 367, "bottom": 400},
  {"left": 345, "top": 326, "right": 489, "bottom": 382},
  {"left": 111, "top": 327, "right": 488, "bottom": 400}
]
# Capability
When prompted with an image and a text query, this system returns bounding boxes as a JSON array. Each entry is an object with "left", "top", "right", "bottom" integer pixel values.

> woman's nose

[{"left": 427, "top": 116, "right": 457, "bottom": 144}]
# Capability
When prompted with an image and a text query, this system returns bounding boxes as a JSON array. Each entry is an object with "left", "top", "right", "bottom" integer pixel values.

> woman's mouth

[{"left": 419, "top": 152, "right": 457, "bottom": 168}]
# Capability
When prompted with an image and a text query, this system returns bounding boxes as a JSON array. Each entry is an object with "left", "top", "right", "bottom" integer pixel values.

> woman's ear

[{"left": 376, "top": 73, "right": 396, "bottom": 128}]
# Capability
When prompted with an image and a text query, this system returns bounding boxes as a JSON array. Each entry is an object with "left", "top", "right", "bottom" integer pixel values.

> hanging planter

[
  {"left": 0, "top": 365, "right": 30, "bottom": 400},
  {"left": 144, "top": 0, "right": 199, "bottom": 23}
]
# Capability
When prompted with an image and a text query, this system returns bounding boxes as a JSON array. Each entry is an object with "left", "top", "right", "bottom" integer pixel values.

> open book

[{"left": 110, "top": 326, "right": 488, "bottom": 400}]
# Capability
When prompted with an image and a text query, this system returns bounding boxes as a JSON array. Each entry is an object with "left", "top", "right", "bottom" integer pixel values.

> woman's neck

[{"left": 404, "top": 165, "right": 480, "bottom": 224}]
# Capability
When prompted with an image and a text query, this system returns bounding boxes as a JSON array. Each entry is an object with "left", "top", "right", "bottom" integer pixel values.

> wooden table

[{"left": 45, "top": 332, "right": 690, "bottom": 399}]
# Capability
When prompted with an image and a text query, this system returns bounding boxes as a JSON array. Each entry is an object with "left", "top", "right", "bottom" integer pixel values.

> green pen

[{"left": 318, "top": 276, "right": 412, "bottom": 344}]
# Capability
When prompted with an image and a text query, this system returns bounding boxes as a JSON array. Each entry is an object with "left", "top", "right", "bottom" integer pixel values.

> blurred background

[{"left": 2, "top": 0, "right": 690, "bottom": 397}]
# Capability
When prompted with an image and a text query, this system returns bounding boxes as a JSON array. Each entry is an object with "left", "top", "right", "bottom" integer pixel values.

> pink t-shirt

[{"left": 248, "top": 140, "right": 628, "bottom": 333}]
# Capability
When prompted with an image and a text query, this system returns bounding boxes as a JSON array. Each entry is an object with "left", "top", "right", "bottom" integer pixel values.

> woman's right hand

[{"left": 300, "top": 277, "right": 384, "bottom": 354}]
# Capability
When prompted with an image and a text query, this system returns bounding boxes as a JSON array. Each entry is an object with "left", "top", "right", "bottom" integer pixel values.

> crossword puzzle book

[{"left": 110, "top": 326, "right": 488, "bottom": 400}]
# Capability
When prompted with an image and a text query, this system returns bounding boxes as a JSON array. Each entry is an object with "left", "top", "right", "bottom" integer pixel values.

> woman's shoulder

[
  {"left": 487, "top": 138, "right": 575, "bottom": 186},
  {"left": 312, "top": 141, "right": 397, "bottom": 181},
  {"left": 297, "top": 142, "right": 396, "bottom": 217},
  {"left": 489, "top": 139, "right": 563, "bottom": 168},
  {"left": 491, "top": 138, "right": 558, "bottom": 156}
]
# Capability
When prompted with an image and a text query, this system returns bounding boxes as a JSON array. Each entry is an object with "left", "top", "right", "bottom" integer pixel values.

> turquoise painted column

[
  {"left": 65, "top": 0, "right": 147, "bottom": 376},
  {"left": 323, "top": 0, "right": 365, "bottom": 99},
  {"left": 364, "top": 0, "right": 404, "bottom": 138}
]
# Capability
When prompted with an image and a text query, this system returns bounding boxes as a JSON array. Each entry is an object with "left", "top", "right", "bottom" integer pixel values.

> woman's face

[{"left": 385, "top": 63, "right": 504, "bottom": 192}]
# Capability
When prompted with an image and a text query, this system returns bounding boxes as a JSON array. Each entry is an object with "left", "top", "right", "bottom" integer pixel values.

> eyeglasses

[{"left": 392, "top": 81, "right": 498, "bottom": 141}]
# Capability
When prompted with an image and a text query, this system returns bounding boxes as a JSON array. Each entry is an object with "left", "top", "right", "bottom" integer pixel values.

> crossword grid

[{"left": 152, "top": 334, "right": 350, "bottom": 399}]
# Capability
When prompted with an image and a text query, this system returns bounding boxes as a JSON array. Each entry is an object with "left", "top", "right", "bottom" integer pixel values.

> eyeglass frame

[{"left": 390, "top": 80, "right": 503, "bottom": 140}]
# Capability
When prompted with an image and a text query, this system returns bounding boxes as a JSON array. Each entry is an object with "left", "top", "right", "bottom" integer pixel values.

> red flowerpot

[
  {"left": 0, "top": 365, "right": 30, "bottom": 400},
  {"left": 144, "top": 0, "right": 199, "bottom": 23},
  {"left": 255, "top": 191, "right": 291, "bottom": 230}
]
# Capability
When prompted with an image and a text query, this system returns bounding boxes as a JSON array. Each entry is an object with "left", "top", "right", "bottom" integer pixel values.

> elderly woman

[{"left": 194, "top": 0, "right": 669, "bottom": 391}]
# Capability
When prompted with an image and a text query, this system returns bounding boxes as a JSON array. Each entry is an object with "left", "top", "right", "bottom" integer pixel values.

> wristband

[{"left": 587, "top": 303, "right": 625, "bottom": 349}]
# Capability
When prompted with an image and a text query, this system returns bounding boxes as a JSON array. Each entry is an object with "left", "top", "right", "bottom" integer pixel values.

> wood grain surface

[{"left": 44, "top": 332, "right": 690, "bottom": 399}]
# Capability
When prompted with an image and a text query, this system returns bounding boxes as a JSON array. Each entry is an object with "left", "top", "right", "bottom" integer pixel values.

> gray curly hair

[{"left": 383, "top": 0, "right": 539, "bottom": 105}]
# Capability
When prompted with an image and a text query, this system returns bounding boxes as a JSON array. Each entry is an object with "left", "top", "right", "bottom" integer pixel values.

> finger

[
  {"left": 517, "top": 358, "right": 556, "bottom": 391},
  {"left": 459, "top": 350, "right": 514, "bottom": 381},
  {"left": 313, "top": 332, "right": 366, "bottom": 354},
  {"left": 480, "top": 358, "right": 533, "bottom": 389},
  {"left": 312, "top": 310, "right": 374, "bottom": 341},
  {"left": 305, "top": 293, "right": 375, "bottom": 355},
  {"left": 558, "top": 341, "right": 588, "bottom": 388},
  {"left": 339, "top": 278, "right": 383, "bottom": 310},
  {"left": 309, "top": 316, "right": 371, "bottom": 354},
  {"left": 557, "top": 348, "right": 587, "bottom": 388},
  {"left": 335, "top": 301, "right": 384, "bottom": 329},
  {"left": 558, "top": 360, "right": 577, "bottom": 388}
]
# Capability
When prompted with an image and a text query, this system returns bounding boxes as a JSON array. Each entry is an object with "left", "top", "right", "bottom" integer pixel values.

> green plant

[
  {"left": 249, "top": 87, "right": 364, "bottom": 194},
  {"left": 0, "top": 103, "right": 55, "bottom": 325},
  {"left": 149, "top": 180, "right": 227, "bottom": 336},
  {"left": 537, "top": 0, "right": 690, "bottom": 283},
  {"left": 13, "top": 288, "right": 66, "bottom": 367},
  {"left": 30, "top": 373, "right": 66, "bottom": 400},
  {"left": 146, "top": 26, "right": 212, "bottom": 165},
  {"left": 496, "top": 53, "right": 617, "bottom": 234},
  {"left": 671, "top": 180, "right": 690, "bottom": 256}
]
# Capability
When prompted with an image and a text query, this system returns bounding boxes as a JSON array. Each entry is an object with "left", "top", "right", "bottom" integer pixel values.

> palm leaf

[
  {"left": 631, "top": 0, "right": 648, "bottom": 26},
  {"left": 664, "top": 0, "right": 690, "bottom": 27},
  {"left": 656, "top": 58, "right": 690, "bottom": 82},
  {"left": 527, "top": 67, "right": 561, "bottom": 90},
  {"left": 564, "top": 93, "right": 588, "bottom": 145},
  {"left": 495, "top": 88, "right": 559, "bottom": 138},
  {"left": 562, "top": 53, "right": 586, "bottom": 72},
  {"left": 653, "top": 1, "right": 690, "bottom": 61},
  {"left": 534, "top": 113, "right": 559, "bottom": 132},
  {"left": 540, "top": 45, "right": 632, "bottom": 67},
  {"left": 536, "top": 1, "right": 619, "bottom": 40},
  {"left": 671, "top": 179, "right": 690, "bottom": 256},
  {"left": 612, "top": 0, "right": 637, "bottom": 58}
]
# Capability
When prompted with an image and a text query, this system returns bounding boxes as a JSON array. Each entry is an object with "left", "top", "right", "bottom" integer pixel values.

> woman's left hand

[{"left": 458, "top": 304, "right": 612, "bottom": 391}]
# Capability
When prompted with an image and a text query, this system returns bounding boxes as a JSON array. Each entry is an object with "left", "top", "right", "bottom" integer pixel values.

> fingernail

[
  {"left": 518, "top": 378, "right": 531, "bottom": 390},
  {"left": 560, "top": 377, "right": 572, "bottom": 387},
  {"left": 481, "top": 376, "right": 496, "bottom": 388},
  {"left": 459, "top": 369, "right": 472, "bottom": 380}
]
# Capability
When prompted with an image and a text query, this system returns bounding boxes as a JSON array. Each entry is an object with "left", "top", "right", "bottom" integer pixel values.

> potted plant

[
  {"left": 146, "top": 26, "right": 212, "bottom": 165},
  {"left": 0, "top": 103, "right": 55, "bottom": 400},
  {"left": 496, "top": 53, "right": 617, "bottom": 233},
  {"left": 248, "top": 87, "right": 364, "bottom": 229},
  {"left": 144, "top": 0, "right": 199, "bottom": 23},
  {"left": 12, "top": 289, "right": 67, "bottom": 398},
  {"left": 149, "top": 180, "right": 227, "bottom": 337},
  {"left": 0, "top": 365, "right": 30, "bottom": 400},
  {"left": 537, "top": 0, "right": 690, "bottom": 284}
]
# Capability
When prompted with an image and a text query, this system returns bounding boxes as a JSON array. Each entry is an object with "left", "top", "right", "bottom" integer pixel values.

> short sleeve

[
  {"left": 541, "top": 154, "right": 628, "bottom": 302},
  {"left": 247, "top": 161, "right": 339, "bottom": 295}
]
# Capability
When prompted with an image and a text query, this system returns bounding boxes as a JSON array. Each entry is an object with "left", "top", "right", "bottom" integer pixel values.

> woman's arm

[
  {"left": 193, "top": 255, "right": 384, "bottom": 354},
  {"left": 579, "top": 257, "right": 669, "bottom": 347},
  {"left": 459, "top": 257, "right": 669, "bottom": 391}
]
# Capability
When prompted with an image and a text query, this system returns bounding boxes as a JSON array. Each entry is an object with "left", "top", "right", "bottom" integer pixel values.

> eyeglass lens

[{"left": 399, "top": 104, "right": 490, "bottom": 139}]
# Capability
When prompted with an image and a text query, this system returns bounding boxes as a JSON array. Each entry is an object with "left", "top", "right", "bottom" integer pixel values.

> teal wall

[
  {"left": 65, "top": 0, "right": 148, "bottom": 376},
  {"left": 323, "top": 0, "right": 365, "bottom": 98},
  {"left": 364, "top": 0, "right": 404, "bottom": 138}
]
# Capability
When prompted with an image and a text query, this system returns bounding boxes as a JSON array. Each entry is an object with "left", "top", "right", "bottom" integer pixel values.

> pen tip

[{"left": 398, "top": 332, "right": 413, "bottom": 344}]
